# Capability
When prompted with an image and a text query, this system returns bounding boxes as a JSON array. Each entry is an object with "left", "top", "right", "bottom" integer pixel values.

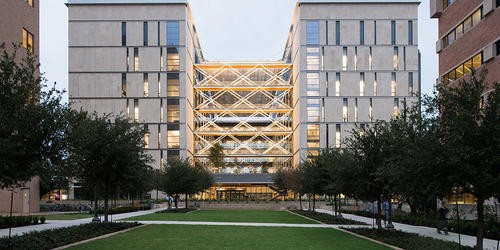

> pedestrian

[
  {"left": 383, "top": 200, "right": 390, "bottom": 225},
  {"left": 166, "top": 194, "right": 173, "bottom": 209},
  {"left": 436, "top": 200, "right": 450, "bottom": 235},
  {"left": 174, "top": 194, "right": 179, "bottom": 209}
]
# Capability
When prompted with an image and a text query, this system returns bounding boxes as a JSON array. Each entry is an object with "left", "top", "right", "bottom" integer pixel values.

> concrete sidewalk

[
  {"left": 316, "top": 208, "right": 500, "bottom": 250},
  {"left": 0, "top": 207, "right": 163, "bottom": 238}
]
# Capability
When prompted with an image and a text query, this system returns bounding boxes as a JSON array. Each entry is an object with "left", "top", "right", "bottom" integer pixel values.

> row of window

[
  {"left": 442, "top": 52, "right": 482, "bottom": 84},
  {"left": 306, "top": 20, "right": 413, "bottom": 46},
  {"left": 442, "top": 8, "right": 482, "bottom": 49},
  {"left": 306, "top": 71, "right": 414, "bottom": 97},
  {"left": 125, "top": 47, "right": 179, "bottom": 72},
  {"left": 22, "top": 28, "right": 34, "bottom": 53},
  {"left": 307, "top": 97, "right": 403, "bottom": 123},
  {"left": 121, "top": 72, "right": 180, "bottom": 98},
  {"left": 143, "top": 123, "right": 180, "bottom": 149},
  {"left": 121, "top": 21, "right": 179, "bottom": 47},
  {"left": 126, "top": 98, "right": 180, "bottom": 124},
  {"left": 307, "top": 46, "right": 409, "bottom": 71}
]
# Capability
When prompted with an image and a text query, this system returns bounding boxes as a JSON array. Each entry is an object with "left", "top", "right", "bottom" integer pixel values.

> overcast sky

[{"left": 40, "top": 0, "right": 438, "bottom": 102}]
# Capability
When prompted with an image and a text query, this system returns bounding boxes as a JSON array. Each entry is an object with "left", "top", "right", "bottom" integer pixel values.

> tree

[
  {"left": 68, "top": 112, "right": 152, "bottom": 222},
  {"left": 434, "top": 71, "right": 499, "bottom": 249},
  {"left": 208, "top": 143, "right": 225, "bottom": 170}
]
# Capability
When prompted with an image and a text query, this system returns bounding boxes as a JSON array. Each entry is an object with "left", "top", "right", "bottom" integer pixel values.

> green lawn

[
  {"left": 44, "top": 213, "right": 92, "bottom": 220},
  {"left": 68, "top": 224, "right": 390, "bottom": 250},
  {"left": 124, "top": 209, "right": 316, "bottom": 224}
]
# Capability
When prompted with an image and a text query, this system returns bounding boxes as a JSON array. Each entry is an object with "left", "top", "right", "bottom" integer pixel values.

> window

[
  {"left": 342, "top": 47, "right": 348, "bottom": 71},
  {"left": 374, "top": 21, "right": 377, "bottom": 45},
  {"left": 335, "top": 21, "right": 340, "bottom": 45},
  {"left": 354, "top": 47, "right": 358, "bottom": 70},
  {"left": 442, "top": 8, "right": 482, "bottom": 49},
  {"left": 342, "top": 98, "right": 348, "bottom": 122},
  {"left": 359, "top": 73, "right": 365, "bottom": 96},
  {"left": 335, "top": 73, "right": 340, "bottom": 96},
  {"left": 157, "top": 22, "right": 161, "bottom": 46},
  {"left": 144, "top": 127, "right": 150, "bottom": 149},
  {"left": 22, "top": 28, "right": 33, "bottom": 53},
  {"left": 160, "top": 99, "right": 164, "bottom": 122},
  {"left": 443, "top": 0, "right": 456, "bottom": 10},
  {"left": 335, "top": 124, "right": 341, "bottom": 148},
  {"left": 306, "top": 47, "right": 320, "bottom": 70},
  {"left": 134, "top": 47, "right": 139, "bottom": 72},
  {"left": 143, "top": 22, "right": 148, "bottom": 46},
  {"left": 321, "top": 99, "right": 325, "bottom": 122},
  {"left": 167, "top": 21, "right": 179, "bottom": 46},
  {"left": 369, "top": 47, "right": 373, "bottom": 70},
  {"left": 354, "top": 98, "right": 358, "bottom": 122},
  {"left": 406, "top": 21, "right": 413, "bottom": 46},
  {"left": 391, "top": 72, "right": 397, "bottom": 96},
  {"left": 403, "top": 47, "right": 406, "bottom": 70},
  {"left": 360, "top": 21, "right": 364, "bottom": 45},
  {"left": 393, "top": 47, "right": 399, "bottom": 70},
  {"left": 167, "top": 98, "right": 180, "bottom": 123},
  {"left": 307, "top": 124, "right": 320, "bottom": 148},
  {"left": 167, "top": 47, "right": 179, "bottom": 71},
  {"left": 134, "top": 99, "right": 139, "bottom": 122},
  {"left": 443, "top": 52, "right": 482, "bottom": 84},
  {"left": 25, "top": 0, "right": 33, "bottom": 7},
  {"left": 167, "top": 149, "right": 180, "bottom": 161},
  {"left": 167, "top": 126, "right": 180, "bottom": 148},
  {"left": 394, "top": 98, "right": 399, "bottom": 117},
  {"left": 167, "top": 73, "right": 179, "bottom": 96},
  {"left": 472, "top": 8, "right": 482, "bottom": 26},
  {"left": 369, "top": 98, "right": 373, "bottom": 122},
  {"left": 126, "top": 48, "right": 130, "bottom": 71},
  {"left": 307, "top": 99, "right": 320, "bottom": 122},
  {"left": 391, "top": 20, "right": 396, "bottom": 45},
  {"left": 126, "top": 99, "right": 130, "bottom": 119},
  {"left": 325, "top": 21, "right": 329, "bottom": 45},
  {"left": 408, "top": 72, "right": 414, "bottom": 96},
  {"left": 496, "top": 40, "right": 500, "bottom": 56},
  {"left": 160, "top": 48, "right": 164, "bottom": 71},
  {"left": 158, "top": 73, "right": 161, "bottom": 96},
  {"left": 158, "top": 125, "right": 162, "bottom": 148},
  {"left": 306, "top": 73, "right": 320, "bottom": 96},
  {"left": 374, "top": 72, "right": 378, "bottom": 96},
  {"left": 306, "top": 21, "right": 320, "bottom": 45},
  {"left": 121, "top": 73, "right": 127, "bottom": 97},
  {"left": 143, "top": 73, "right": 149, "bottom": 97},
  {"left": 121, "top": 22, "right": 126, "bottom": 46}
]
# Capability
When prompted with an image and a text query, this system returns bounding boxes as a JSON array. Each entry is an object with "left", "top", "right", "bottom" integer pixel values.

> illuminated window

[
  {"left": 335, "top": 73, "right": 340, "bottom": 96},
  {"left": 359, "top": 72, "right": 365, "bottom": 96},
  {"left": 158, "top": 125, "right": 161, "bottom": 148},
  {"left": 306, "top": 73, "right": 320, "bottom": 96},
  {"left": 391, "top": 72, "right": 397, "bottom": 96},
  {"left": 134, "top": 47, "right": 139, "bottom": 72},
  {"left": 307, "top": 124, "right": 320, "bottom": 148},
  {"left": 342, "top": 98, "right": 348, "bottom": 122},
  {"left": 167, "top": 21, "right": 179, "bottom": 46},
  {"left": 121, "top": 73, "right": 127, "bottom": 97},
  {"left": 167, "top": 73, "right": 180, "bottom": 97},
  {"left": 442, "top": 8, "right": 482, "bottom": 49},
  {"left": 167, "top": 98, "right": 180, "bottom": 123},
  {"left": 306, "top": 47, "right": 320, "bottom": 70},
  {"left": 22, "top": 28, "right": 33, "bottom": 53},
  {"left": 126, "top": 48, "right": 130, "bottom": 71},
  {"left": 160, "top": 99, "right": 164, "bottom": 122},
  {"left": 394, "top": 98, "right": 399, "bottom": 117},
  {"left": 354, "top": 47, "right": 358, "bottom": 70},
  {"left": 393, "top": 47, "right": 399, "bottom": 70},
  {"left": 134, "top": 99, "right": 139, "bottom": 122},
  {"left": 25, "top": 0, "right": 33, "bottom": 7},
  {"left": 126, "top": 99, "right": 130, "bottom": 119},
  {"left": 144, "top": 132, "right": 150, "bottom": 149},
  {"left": 342, "top": 47, "right": 348, "bottom": 71},
  {"left": 167, "top": 124, "right": 180, "bottom": 149},
  {"left": 335, "top": 124, "right": 341, "bottom": 148},
  {"left": 443, "top": 52, "right": 482, "bottom": 84},
  {"left": 306, "top": 21, "right": 320, "bottom": 45},
  {"left": 160, "top": 48, "right": 164, "bottom": 71},
  {"left": 369, "top": 47, "right": 372, "bottom": 70},
  {"left": 354, "top": 98, "right": 358, "bottom": 122},
  {"left": 158, "top": 73, "right": 161, "bottom": 96},
  {"left": 143, "top": 73, "right": 149, "bottom": 97},
  {"left": 121, "top": 22, "right": 126, "bottom": 46},
  {"left": 374, "top": 72, "right": 378, "bottom": 96},
  {"left": 369, "top": 98, "right": 373, "bottom": 122},
  {"left": 167, "top": 47, "right": 180, "bottom": 71},
  {"left": 307, "top": 99, "right": 320, "bottom": 122}
]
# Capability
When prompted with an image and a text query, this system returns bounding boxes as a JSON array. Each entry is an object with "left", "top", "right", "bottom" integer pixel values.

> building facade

[
  {"left": 431, "top": 0, "right": 500, "bottom": 86},
  {"left": 67, "top": 0, "right": 420, "bottom": 200},
  {"left": 0, "top": 0, "right": 40, "bottom": 214}
]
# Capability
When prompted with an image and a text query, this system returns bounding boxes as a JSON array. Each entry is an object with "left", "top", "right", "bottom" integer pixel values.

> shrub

[
  {"left": 291, "top": 210, "right": 367, "bottom": 225},
  {"left": 40, "top": 217, "right": 46, "bottom": 224},
  {"left": 0, "top": 222, "right": 139, "bottom": 250}
]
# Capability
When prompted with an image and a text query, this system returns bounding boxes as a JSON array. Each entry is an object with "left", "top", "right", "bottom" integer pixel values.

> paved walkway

[{"left": 316, "top": 208, "right": 500, "bottom": 250}]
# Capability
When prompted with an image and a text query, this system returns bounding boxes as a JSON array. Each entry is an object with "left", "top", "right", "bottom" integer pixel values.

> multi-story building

[
  {"left": 431, "top": 0, "right": 499, "bottom": 87},
  {"left": 0, "top": 0, "right": 40, "bottom": 214},
  {"left": 67, "top": 0, "right": 420, "bottom": 200}
]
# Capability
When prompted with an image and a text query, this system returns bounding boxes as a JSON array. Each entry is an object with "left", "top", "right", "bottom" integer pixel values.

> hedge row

[
  {"left": 90, "top": 205, "right": 150, "bottom": 215},
  {"left": 0, "top": 222, "right": 139, "bottom": 250},
  {"left": 344, "top": 228, "right": 473, "bottom": 250},
  {"left": 0, "top": 216, "right": 46, "bottom": 229},
  {"left": 291, "top": 210, "right": 367, "bottom": 225}
]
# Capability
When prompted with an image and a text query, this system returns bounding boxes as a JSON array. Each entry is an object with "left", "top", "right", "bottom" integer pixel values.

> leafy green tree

[
  {"left": 208, "top": 143, "right": 225, "bottom": 170},
  {"left": 68, "top": 112, "right": 151, "bottom": 222},
  {"left": 433, "top": 71, "right": 499, "bottom": 249},
  {"left": 0, "top": 45, "right": 68, "bottom": 190}
]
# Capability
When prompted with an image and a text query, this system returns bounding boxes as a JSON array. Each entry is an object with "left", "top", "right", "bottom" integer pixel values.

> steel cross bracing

[{"left": 193, "top": 63, "right": 293, "bottom": 168}]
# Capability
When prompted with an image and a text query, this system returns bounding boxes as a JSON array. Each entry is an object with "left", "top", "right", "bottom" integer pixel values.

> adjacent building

[
  {"left": 0, "top": 0, "right": 40, "bottom": 214},
  {"left": 431, "top": 0, "right": 499, "bottom": 86},
  {"left": 67, "top": 0, "right": 420, "bottom": 200}
]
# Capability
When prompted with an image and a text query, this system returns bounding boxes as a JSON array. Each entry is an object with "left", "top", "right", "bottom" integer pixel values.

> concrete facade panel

[{"left": 69, "top": 47, "right": 126, "bottom": 72}]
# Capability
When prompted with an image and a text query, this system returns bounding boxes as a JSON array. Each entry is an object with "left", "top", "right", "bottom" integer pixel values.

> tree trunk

[
  {"left": 334, "top": 194, "right": 338, "bottom": 217},
  {"left": 332, "top": 195, "right": 335, "bottom": 217},
  {"left": 104, "top": 196, "right": 109, "bottom": 222},
  {"left": 299, "top": 193, "right": 303, "bottom": 210},
  {"left": 312, "top": 194, "right": 316, "bottom": 211},
  {"left": 475, "top": 199, "right": 484, "bottom": 250},
  {"left": 185, "top": 193, "right": 188, "bottom": 209},
  {"left": 308, "top": 194, "right": 311, "bottom": 211},
  {"left": 376, "top": 196, "right": 382, "bottom": 229}
]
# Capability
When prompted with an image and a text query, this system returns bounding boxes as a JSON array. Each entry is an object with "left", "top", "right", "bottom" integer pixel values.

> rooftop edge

[{"left": 66, "top": 0, "right": 187, "bottom": 5}]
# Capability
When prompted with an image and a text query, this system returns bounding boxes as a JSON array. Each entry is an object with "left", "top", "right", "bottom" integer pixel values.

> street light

[{"left": 386, "top": 194, "right": 395, "bottom": 230}]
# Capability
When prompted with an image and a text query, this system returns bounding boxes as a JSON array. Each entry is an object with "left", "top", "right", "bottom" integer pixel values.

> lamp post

[
  {"left": 386, "top": 195, "right": 395, "bottom": 229},
  {"left": 453, "top": 187, "right": 461, "bottom": 250},
  {"left": 91, "top": 186, "right": 100, "bottom": 223}
]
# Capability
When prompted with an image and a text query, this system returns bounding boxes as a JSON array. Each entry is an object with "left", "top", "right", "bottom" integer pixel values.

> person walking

[{"left": 437, "top": 200, "right": 450, "bottom": 235}]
